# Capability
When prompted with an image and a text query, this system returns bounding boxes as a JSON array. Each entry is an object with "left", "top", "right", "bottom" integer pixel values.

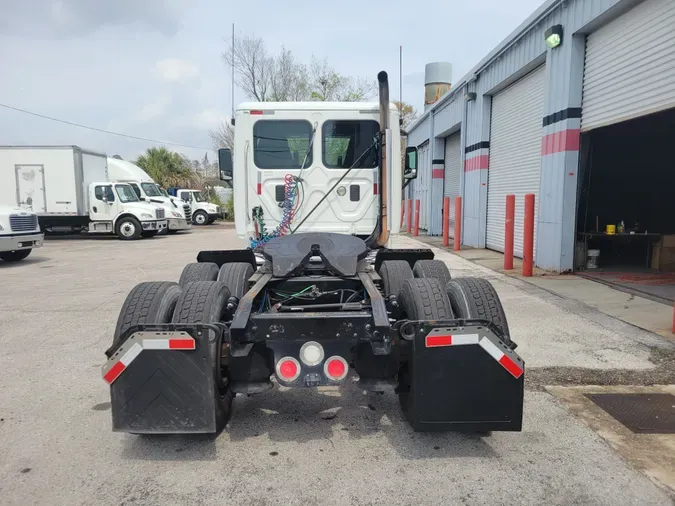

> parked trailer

[
  {"left": 102, "top": 72, "right": 523, "bottom": 436},
  {"left": 0, "top": 146, "right": 167, "bottom": 240}
]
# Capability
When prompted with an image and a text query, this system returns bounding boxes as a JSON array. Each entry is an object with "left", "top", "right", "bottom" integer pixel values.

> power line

[{"left": 0, "top": 102, "right": 212, "bottom": 151}]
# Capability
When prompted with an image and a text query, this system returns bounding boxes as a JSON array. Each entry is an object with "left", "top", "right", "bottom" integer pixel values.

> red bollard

[
  {"left": 400, "top": 202, "right": 405, "bottom": 228},
  {"left": 454, "top": 197, "right": 462, "bottom": 251},
  {"left": 442, "top": 197, "right": 450, "bottom": 247},
  {"left": 414, "top": 200, "right": 421, "bottom": 237},
  {"left": 504, "top": 194, "right": 515, "bottom": 270},
  {"left": 407, "top": 199, "right": 413, "bottom": 233},
  {"left": 522, "top": 193, "right": 535, "bottom": 277}
]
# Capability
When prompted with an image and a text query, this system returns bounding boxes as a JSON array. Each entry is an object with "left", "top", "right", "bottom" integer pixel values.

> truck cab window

[
  {"left": 322, "top": 120, "right": 379, "bottom": 169},
  {"left": 94, "top": 185, "right": 115, "bottom": 202},
  {"left": 115, "top": 184, "right": 140, "bottom": 203},
  {"left": 141, "top": 183, "right": 162, "bottom": 197},
  {"left": 254, "top": 120, "right": 313, "bottom": 169},
  {"left": 129, "top": 183, "right": 142, "bottom": 199},
  {"left": 180, "top": 191, "right": 191, "bottom": 202}
]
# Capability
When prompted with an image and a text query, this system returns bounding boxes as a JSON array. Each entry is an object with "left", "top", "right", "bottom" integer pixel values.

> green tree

[{"left": 135, "top": 147, "right": 199, "bottom": 189}]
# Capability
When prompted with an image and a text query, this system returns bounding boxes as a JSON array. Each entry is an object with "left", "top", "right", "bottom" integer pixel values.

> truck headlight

[
  {"left": 140, "top": 213, "right": 153, "bottom": 219},
  {"left": 171, "top": 211, "right": 181, "bottom": 218}
]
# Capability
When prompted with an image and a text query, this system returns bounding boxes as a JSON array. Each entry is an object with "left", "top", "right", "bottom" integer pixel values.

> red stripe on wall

[
  {"left": 464, "top": 154, "right": 489, "bottom": 172},
  {"left": 541, "top": 129, "right": 580, "bottom": 155},
  {"left": 432, "top": 168, "right": 444, "bottom": 179}
]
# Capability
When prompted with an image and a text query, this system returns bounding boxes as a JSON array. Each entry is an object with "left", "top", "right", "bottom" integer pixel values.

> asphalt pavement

[{"left": 0, "top": 226, "right": 673, "bottom": 505}]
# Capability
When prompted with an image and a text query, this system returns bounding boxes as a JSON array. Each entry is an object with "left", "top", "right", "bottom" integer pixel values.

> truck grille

[
  {"left": 182, "top": 204, "right": 192, "bottom": 222},
  {"left": 155, "top": 208, "right": 165, "bottom": 220},
  {"left": 9, "top": 214, "right": 38, "bottom": 232}
]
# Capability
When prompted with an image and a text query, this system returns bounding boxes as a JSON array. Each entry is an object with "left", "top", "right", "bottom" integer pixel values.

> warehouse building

[{"left": 406, "top": 0, "right": 675, "bottom": 287}]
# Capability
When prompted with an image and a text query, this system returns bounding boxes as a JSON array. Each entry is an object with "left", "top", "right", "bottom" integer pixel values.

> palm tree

[{"left": 135, "top": 147, "right": 200, "bottom": 189}]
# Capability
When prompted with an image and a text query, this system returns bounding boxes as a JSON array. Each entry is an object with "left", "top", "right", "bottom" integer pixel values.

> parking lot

[{"left": 0, "top": 226, "right": 673, "bottom": 506}]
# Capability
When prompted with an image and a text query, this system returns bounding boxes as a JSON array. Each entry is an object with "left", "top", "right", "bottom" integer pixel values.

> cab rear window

[
  {"left": 253, "top": 120, "right": 313, "bottom": 169},
  {"left": 322, "top": 120, "right": 379, "bottom": 169}
]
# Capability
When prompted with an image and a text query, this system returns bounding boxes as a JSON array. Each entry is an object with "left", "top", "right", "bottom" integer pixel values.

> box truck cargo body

[{"left": 0, "top": 146, "right": 167, "bottom": 240}]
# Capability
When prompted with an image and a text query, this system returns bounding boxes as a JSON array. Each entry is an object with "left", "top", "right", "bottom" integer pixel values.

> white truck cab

[
  {"left": 0, "top": 206, "right": 43, "bottom": 262},
  {"left": 88, "top": 182, "right": 167, "bottom": 239},
  {"left": 168, "top": 188, "right": 222, "bottom": 226},
  {"left": 107, "top": 157, "right": 191, "bottom": 234},
  {"left": 217, "top": 101, "right": 406, "bottom": 244}
]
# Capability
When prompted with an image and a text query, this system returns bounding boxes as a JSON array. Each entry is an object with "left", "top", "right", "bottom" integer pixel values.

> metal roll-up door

[
  {"left": 486, "top": 65, "right": 545, "bottom": 256},
  {"left": 444, "top": 133, "right": 461, "bottom": 237},
  {"left": 582, "top": 0, "right": 675, "bottom": 131}
]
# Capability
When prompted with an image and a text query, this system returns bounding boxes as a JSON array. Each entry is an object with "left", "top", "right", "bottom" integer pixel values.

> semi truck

[
  {"left": 0, "top": 205, "right": 43, "bottom": 262},
  {"left": 0, "top": 146, "right": 167, "bottom": 240},
  {"left": 103, "top": 71, "right": 524, "bottom": 436},
  {"left": 107, "top": 157, "right": 191, "bottom": 234}
]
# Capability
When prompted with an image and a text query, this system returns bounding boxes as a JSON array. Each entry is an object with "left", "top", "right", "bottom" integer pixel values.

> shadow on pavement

[
  {"left": 227, "top": 381, "right": 498, "bottom": 460},
  {"left": 120, "top": 433, "right": 218, "bottom": 462}
]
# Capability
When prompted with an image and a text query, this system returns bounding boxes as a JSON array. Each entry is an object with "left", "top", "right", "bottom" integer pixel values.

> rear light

[
  {"left": 250, "top": 110, "right": 264, "bottom": 115},
  {"left": 324, "top": 356, "right": 348, "bottom": 381},
  {"left": 300, "top": 341, "right": 324, "bottom": 366},
  {"left": 276, "top": 357, "right": 301, "bottom": 382}
]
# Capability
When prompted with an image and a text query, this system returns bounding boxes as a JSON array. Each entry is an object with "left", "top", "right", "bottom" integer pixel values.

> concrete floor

[{"left": 0, "top": 227, "right": 674, "bottom": 505}]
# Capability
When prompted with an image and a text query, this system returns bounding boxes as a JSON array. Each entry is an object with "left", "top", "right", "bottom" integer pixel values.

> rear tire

[
  {"left": 112, "top": 281, "right": 181, "bottom": 348},
  {"left": 398, "top": 278, "right": 454, "bottom": 417},
  {"left": 399, "top": 278, "right": 454, "bottom": 321},
  {"left": 217, "top": 262, "right": 254, "bottom": 299},
  {"left": 379, "top": 260, "right": 413, "bottom": 298},
  {"left": 115, "top": 216, "right": 142, "bottom": 240},
  {"left": 413, "top": 260, "right": 451, "bottom": 287},
  {"left": 445, "top": 277, "right": 511, "bottom": 343},
  {"left": 0, "top": 249, "right": 32, "bottom": 262},
  {"left": 141, "top": 230, "right": 158, "bottom": 238},
  {"left": 172, "top": 281, "right": 233, "bottom": 431},
  {"left": 179, "top": 262, "right": 219, "bottom": 286}
]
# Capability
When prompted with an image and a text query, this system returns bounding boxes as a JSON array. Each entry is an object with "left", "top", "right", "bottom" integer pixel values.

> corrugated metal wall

[{"left": 403, "top": 0, "right": 652, "bottom": 271}]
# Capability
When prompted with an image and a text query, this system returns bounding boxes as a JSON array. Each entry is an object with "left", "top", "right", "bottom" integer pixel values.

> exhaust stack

[{"left": 376, "top": 71, "right": 390, "bottom": 247}]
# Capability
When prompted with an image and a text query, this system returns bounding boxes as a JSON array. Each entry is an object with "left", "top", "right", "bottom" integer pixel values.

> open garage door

[
  {"left": 444, "top": 133, "right": 461, "bottom": 238},
  {"left": 582, "top": 0, "right": 675, "bottom": 131},
  {"left": 486, "top": 65, "right": 545, "bottom": 256}
]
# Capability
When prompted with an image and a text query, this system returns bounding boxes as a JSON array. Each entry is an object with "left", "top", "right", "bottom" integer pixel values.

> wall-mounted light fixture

[
  {"left": 464, "top": 92, "right": 477, "bottom": 102},
  {"left": 545, "top": 24, "right": 563, "bottom": 49}
]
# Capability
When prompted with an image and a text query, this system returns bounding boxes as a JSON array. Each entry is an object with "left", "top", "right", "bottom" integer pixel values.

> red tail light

[
  {"left": 276, "top": 357, "right": 301, "bottom": 382},
  {"left": 324, "top": 356, "right": 348, "bottom": 381}
]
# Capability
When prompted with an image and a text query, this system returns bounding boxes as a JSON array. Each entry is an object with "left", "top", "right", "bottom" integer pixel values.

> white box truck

[
  {"left": 0, "top": 146, "right": 167, "bottom": 240},
  {"left": 106, "top": 157, "right": 191, "bottom": 234},
  {"left": 0, "top": 205, "right": 43, "bottom": 262}
]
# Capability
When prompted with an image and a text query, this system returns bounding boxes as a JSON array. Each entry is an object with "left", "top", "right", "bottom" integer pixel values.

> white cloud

[
  {"left": 134, "top": 95, "right": 172, "bottom": 123},
  {"left": 155, "top": 59, "right": 200, "bottom": 82}
]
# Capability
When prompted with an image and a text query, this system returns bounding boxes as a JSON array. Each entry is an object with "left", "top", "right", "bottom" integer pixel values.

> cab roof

[{"left": 236, "top": 102, "right": 398, "bottom": 112}]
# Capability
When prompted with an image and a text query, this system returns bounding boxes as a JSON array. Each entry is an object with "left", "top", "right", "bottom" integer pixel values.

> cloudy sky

[{"left": 0, "top": 0, "right": 542, "bottom": 162}]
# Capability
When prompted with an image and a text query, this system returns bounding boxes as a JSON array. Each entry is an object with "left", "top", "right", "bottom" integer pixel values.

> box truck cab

[
  {"left": 0, "top": 146, "right": 167, "bottom": 241},
  {"left": 106, "top": 157, "right": 191, "bottom": 234},
  {"left": 88, "top": 181, "right": 168, "bottom": 239},
  {"left": 167, "top": 188, "right": 222, "bottom": 226},
  {"left": 0, "top": 206, "right": 43, "bottom": 262}
]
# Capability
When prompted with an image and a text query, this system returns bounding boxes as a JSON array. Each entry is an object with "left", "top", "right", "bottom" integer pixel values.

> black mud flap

[
  {"left": 103, "top": 324, "right": 226, "bottom": 434},
  {"left": 402, "top": 320, "right": 524, "bottom": 432}
]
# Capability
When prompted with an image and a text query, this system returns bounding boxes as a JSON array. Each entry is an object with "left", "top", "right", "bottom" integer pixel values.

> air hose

[{"left": 249, "top": 174, "right": 299, "bottom": 249}]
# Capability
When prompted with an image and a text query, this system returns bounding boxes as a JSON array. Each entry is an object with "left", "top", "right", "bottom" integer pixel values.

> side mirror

[
  {"left": 404, "top": 146, "right": 418, "bottom": 180},
  {"left": 218, "top": 148, "right": 233, "bottom": 181},
  {"left": 101, "top": 194, "right": 108, "bottom": 202},
  {"left": 218, "top": 148, "right": 232, "bottom": 181}
]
